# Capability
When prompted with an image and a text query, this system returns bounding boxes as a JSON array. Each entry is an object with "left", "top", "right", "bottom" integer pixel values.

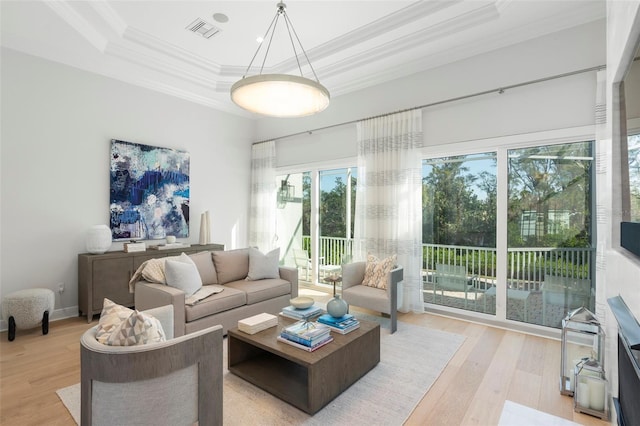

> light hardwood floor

[{"left": 0, "top": 307, "right": 610, "bottom": 426}]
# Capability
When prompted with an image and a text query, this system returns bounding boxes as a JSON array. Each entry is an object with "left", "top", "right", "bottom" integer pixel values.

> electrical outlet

[{"left": 58, "top": 282, "right": 65, "bottom": 294}]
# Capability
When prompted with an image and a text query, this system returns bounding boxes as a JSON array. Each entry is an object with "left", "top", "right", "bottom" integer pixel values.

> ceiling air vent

[{"left": 186, "top": 18, "right": 221, "bottom": 39}]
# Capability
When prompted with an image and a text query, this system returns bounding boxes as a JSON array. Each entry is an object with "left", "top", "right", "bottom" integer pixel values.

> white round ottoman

[{"left": 2, "top": 288, "right": 54, "bottom": 341}]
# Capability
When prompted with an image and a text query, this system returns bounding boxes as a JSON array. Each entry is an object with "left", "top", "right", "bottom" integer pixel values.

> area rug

[
  {"left": 498, "top": 401, "right": 581, "bottom": 426},
  {"left": 57, "top": 316, "right": 464, "bottom": 425}
]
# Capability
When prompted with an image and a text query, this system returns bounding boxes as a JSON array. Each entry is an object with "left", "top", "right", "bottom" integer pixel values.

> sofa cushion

[
  {"left": 189, "top": 251, "right": 218, "bottom": 285},
  {"left": 247, "top": 247, "right": 280, "bottom": 280},
  {"left": 165, "top": 259, "right": 202, "bottom": 296},
  {"left": 212, "top": 248, "right": 249, "bottom": 284},
  {"left": 225, "top": 278, "right": 291, "bottom": 305},
  {"left": 185, "top": 285, "right": 246, "bottom": 322}
]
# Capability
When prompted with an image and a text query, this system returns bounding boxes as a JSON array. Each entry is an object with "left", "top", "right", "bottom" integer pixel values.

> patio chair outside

[
  {"left": 293, "top": 249, "right": 311, "bottom": 281},
  {"left": 434, "top": 264, "right": 478, "bottom": 309}
]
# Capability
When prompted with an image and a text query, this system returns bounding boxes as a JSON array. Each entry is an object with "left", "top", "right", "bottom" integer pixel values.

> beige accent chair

[
  {"left": 80, "top": 305, "right": 223, "bottom": 426},
  {"left": 342, "top": 262, "right": 404, "bottom": 333}
]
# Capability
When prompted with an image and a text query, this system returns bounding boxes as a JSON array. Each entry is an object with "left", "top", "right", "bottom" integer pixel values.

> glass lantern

[
  {"left": 560, "top": 307, "right": 605, "bottom": 395},
  {"left": 573, "top": 358, "right": 609, "bottom": 419}
]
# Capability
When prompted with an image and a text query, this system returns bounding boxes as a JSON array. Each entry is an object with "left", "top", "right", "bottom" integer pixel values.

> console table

[{"left": 78, "top": 243, "right": 224, "bottom": 322}]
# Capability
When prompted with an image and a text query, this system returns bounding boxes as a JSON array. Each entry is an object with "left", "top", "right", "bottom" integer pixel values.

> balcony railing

[
  {"left": 422, "top": 244, "right": 594, "bottom": 292},
  {"left": 299, "top": 236, "right": 594, "bottom": 327},
  {"left": 302, "top": 236, "right": 594, "bottom": 292},
  {"left": 301, "top": 236, "right": 352, "bottom": 267}
]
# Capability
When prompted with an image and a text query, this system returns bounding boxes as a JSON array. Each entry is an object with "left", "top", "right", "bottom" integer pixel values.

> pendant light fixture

[{"left": 230, "top": 2, "right": 330, "bottom": 117}]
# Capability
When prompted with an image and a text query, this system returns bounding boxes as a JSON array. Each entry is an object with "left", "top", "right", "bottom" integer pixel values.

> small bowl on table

[{"left": 290, "top": 296, "right": 314, "bottom": 309}]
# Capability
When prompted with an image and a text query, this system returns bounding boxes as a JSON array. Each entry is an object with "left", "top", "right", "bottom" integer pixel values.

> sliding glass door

[
  {"left": 275, "top": 172, "right": 309, "bottom": 279},
  {"left": 422, "top": 153, "right": 497, "bottom": 313},
  {"left": 318, "top": 168, "right": 356, "bottom": 274},
  {"left": 507, "top": 141, "right": 594, "bottom": 327},
  {"left": 422, "top": 140, "right": 595, "bottom": 328},
  {"left": 277, "top": 167, "right": 356, "bottom": 283}
]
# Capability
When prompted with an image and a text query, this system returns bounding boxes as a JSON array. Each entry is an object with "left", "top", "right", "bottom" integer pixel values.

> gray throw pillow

[
  {"left": 165, "top": 259, "right": 203, "bottom": 296},
  {"left": 247, "top": 247, "right": 280, "bottom": 280}
]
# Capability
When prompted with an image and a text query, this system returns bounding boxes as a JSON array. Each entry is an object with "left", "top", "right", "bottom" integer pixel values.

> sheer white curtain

[
  {"left": 248, "top": 141, "right": 277, "bottom": 251},
  {"left": 354, "top": 110, "right": 424, "bottom": 313},
  {"left": 594, "top": 70, "right": 608, "bottom": 327}
]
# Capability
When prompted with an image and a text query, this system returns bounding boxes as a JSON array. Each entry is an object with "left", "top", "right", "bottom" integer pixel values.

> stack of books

[
  {"left": 277, "top": 320, "right": 333, "bottom": 352},
  {"left": 148, "top": 242, "right": 191, "bottom": 250},
  {"left": 280, "top": 304, "right": 324, "bottom": 321},
  {"left": 317, "top": 313, "right": 360, "bottom": 334}
]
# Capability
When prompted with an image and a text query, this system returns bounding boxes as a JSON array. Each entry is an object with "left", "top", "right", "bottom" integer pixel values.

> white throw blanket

[{"left": 128, "top": 256, "right": 223, "bottom": 305}]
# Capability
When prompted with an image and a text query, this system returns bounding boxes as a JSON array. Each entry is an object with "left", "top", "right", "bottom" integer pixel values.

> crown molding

[
  {"left": 44, "top": 1, "right": 108, "bottom": 52},
  {"left": 19, "top": 0, "right": 605, "bottom": 117},
  {"left": 105, "top": 42, "right": 219, "bottom": 90},
  {"left": 121, "top": 27, "right": 222, "bottom": 74},
  {"left": 88, "top": 0, "right": 127, "bottom": 37},
  {"left": 268, "top": 0, "right": 464, "bottom": 70},
  {"left": 313, "top": 3, "right": 500, "bottom": 91}
]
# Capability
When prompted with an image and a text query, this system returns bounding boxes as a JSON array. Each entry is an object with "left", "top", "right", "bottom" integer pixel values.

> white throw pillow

[
  {"left": 165, "top": 258, "right": 203, "bottom": 296},
  {"left": 96, "top": 298, "right": 134, "bottom": 344},
  {"left": 95, "top": 298, "right": 166, "bottom": 346},
  {"left": 105, "top": 309, "right": 166, "bottom": 346},
  {"left": 140, "top": 252, "right": 193, "bottom": 284},
  {"left": 247, "top": 247, "right": 280, "bottom": 280}
]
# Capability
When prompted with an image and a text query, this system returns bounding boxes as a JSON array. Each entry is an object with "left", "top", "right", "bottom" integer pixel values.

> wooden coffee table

[{"left": 228, "top": 315, "right": 380, "bottom": 414}]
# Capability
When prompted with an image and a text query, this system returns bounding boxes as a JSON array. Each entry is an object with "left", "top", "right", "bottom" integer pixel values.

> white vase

[{"left": 86, "top": 225, "right": 112, "bottom": 254}]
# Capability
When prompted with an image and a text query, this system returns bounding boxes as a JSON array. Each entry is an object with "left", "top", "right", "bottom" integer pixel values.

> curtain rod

[{"left": 252, "top": 63, "right": 606, "bottom": 145}]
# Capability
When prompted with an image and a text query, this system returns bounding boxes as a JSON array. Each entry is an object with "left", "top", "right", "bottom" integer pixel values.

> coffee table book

[
  {"left": 280, "top": 304, "right": 324, "bottom": 321},
  {"left": 319, "top": 321, "right": 360, "bottom": 335},
  {"left": 148, "top": 242, "right": 191, "bottom": 250},
  {"left": 238, "top": 313, "right": 278, "bottom": 335},
  {"left": 282, "top": 321, "right": 329, "bottom": 342},
  {"left": 276, "top": 335, "right": 334, "bottom": 352},
  {"left": 317, "top": 313, "right": 360, "bottom": 334}
]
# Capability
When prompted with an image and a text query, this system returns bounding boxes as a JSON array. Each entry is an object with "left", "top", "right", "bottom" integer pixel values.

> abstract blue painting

[{"left": 110, "top": 139, "right": 190, "bottom": 240}]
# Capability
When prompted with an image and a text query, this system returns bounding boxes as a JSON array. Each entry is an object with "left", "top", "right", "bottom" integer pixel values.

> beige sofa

[{"left": 135, "top": 248, "right": 298, "bottom": 337}]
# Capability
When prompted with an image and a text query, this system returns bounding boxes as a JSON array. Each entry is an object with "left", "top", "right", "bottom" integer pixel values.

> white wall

[
  {"left": 601, "top": 0, "right": 640, "bottom": 403},
  {"left": 0, "top": 48, "right": 255, "bottom": 322},
  {"left": 606, "top": 1, "right": 640, "bottom": 322},
  {"left": 259, "top": 19, "right": 605, "bottom": 163}
]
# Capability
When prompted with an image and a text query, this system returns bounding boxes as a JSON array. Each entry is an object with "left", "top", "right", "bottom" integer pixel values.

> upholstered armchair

[
  {"left": 80, "top": 305, "right": 223, "bottom": 426},
  {"left": 342, "top": 262, "right": 404, "bottom": 333}
]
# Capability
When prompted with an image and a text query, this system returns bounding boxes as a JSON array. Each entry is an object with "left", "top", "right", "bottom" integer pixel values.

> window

[
  {"left": 277, "top": 168, "right": 357, "bottom": 283},
  {"left": 507, "top": 141, "right": 594, "bottom": 327},
  {"left": 422, "top": 153, "right": 497, "bottom": 313}
]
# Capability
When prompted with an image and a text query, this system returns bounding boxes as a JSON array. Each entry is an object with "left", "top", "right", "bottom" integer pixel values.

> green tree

[
  {"left": 508, "top": 142, "right": 592, "bottom": 247},
  {"left": 423, "top": 158, "right": 495, "bottom": 247},
  {"left": 302, "top": 173, "right": 357, "bottom": 239}
]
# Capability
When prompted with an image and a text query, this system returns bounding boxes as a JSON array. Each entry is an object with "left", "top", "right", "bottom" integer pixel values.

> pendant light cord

[{"left": 240, "top": 2, "right": 318, "bottom": 81}]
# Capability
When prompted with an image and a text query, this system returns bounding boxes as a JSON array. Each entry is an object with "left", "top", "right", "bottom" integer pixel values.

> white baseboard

[{"left": 0, "top": 305, "right": 79, "bottom": 332}]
